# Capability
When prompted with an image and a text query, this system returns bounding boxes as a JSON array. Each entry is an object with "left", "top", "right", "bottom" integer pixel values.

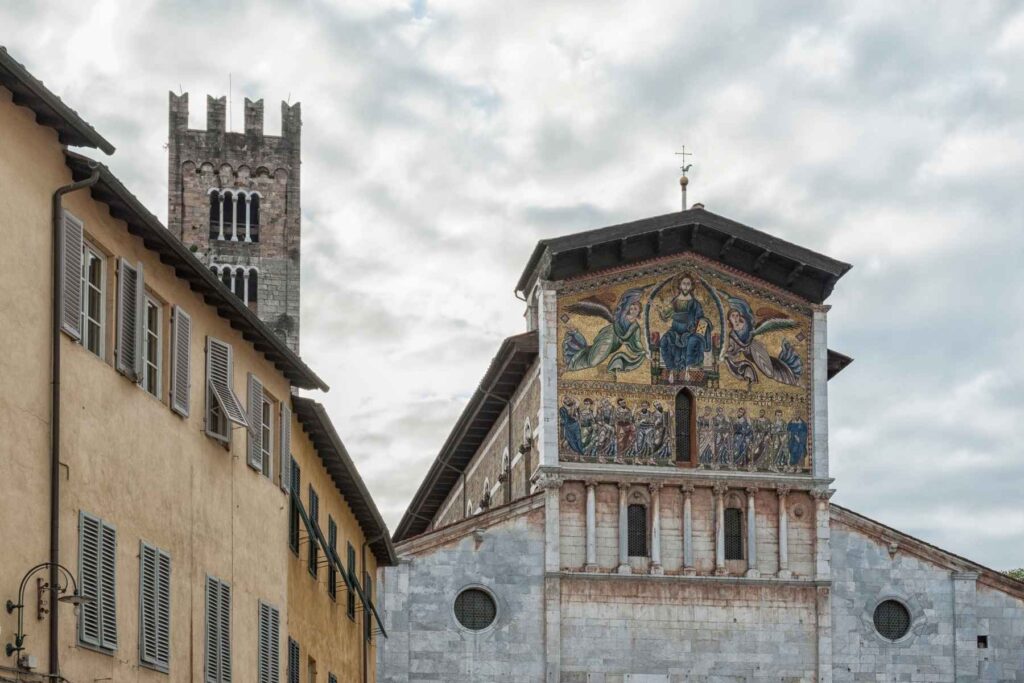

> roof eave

[
  {"left": 0, "top": 46, "right": 115, "bottom": 154},
  {"left": 65, "top": 151, "right": 328, "bottom": 391}
]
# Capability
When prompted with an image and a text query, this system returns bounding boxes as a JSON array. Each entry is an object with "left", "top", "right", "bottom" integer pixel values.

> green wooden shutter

[
  {"left": 279, "top": 402, "right": 292, "bottom": 492},
  {"left": 247, "top": 373, "right": 264, "bottom": 471},
  {"left": 60, "top": 211, "right": 84, "bottom": 340},
  {"left": 308, "top": 486, "right": 319, "bottom": 576},
  {"left": 170, "top": 306, "right": 192, "bottom": 417},
  {"left": 78, "top": 513, "right": 102, "bottom": 646}
]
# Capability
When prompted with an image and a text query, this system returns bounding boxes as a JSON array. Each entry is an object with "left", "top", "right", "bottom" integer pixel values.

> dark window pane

[
  {"left": 233, "top": 268, "right": 245, "bottom": 300},
  {"left": 248, "top": 270, "right": 258, "bottom": 303},
  {"left": 724, "top": 507, "right": 743, "bottom": 560},
  {"left": 210, "top": 191, "right": 220, "bottom": 239},
  {"left": 627, "top": 504, "right": 647, "bottom": 557}
]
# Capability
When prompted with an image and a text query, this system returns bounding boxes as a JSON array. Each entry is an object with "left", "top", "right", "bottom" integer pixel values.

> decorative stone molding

[
  {"left": 617, "top": 481, "right": 630, "bottom": 491},
  {"left": 712, "top": 482, "right": 728, "bottom": 497},
  {"left": 679, "top": 483, "right": 694, "bottom": 496},
  {"left": 584, "top": 479, "right": 598, "bottom": 490},
  {"left": 745, "top": 486, "right": 759, "bottom": 496},
  {"left": 810, "top": 487, "right": 835, "bottom": 501},
  {"left": 775, "top": 484, "right": 791, "bottom": 497},
  {"left": 648, "top": 482, "right": 663, "bottom": 493},
  {"left": 534, "top": 473, "right": 564, "bottom": 490}
]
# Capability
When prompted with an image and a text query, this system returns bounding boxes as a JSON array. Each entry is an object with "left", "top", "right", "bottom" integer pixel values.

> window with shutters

[
  {"left": 289, "top": 458, "right": 301, "bottom": 555},
  {"left": 206, "top": 337, "right": 248, "bottom": 443},
  {"left": 247, "top": 374, "right": 265, "bottom": 472},
  {"left": 257, "top": 601, "right": 280, "bottom": 683},
  {"left": 78, "top": 512, "right": 118, "bottom": 653},
  {"left": 287, "top": 637, "right": 299, "bottom": 683},
  {"left": 627, "top": 504, "right": 648, "bottom": 557},
  {"left": 260, "top": 395, "right": 273, "bottom": 478},
  {"left": 205, "top": 576, "right": 232, "bottom": 683},
  {"left": 724, "top": 507, "right": 744, "bottom": 560},
  {"left": 675, "top": 389, "right": 694, "bottom": 464},
  {"left": 142, "top": 297, "right": 162, "bottom": 398},
  {"left": 308, "top": 486, "right": 319, "bottom": 577},
  {"left": 327, "top": 517, "right": 337, "bottom": 601},
  {"left": 346, "top": 543, "right": 356, "bottom": 620},
  {"left": 139, "top": 542, "right": 171, "bottom": 672},
  {"left": 170, "top": 306, "right": 192, "bottom": 417},
  {"left": 81, "top": 242, "right": 106, "bottom": 358}
]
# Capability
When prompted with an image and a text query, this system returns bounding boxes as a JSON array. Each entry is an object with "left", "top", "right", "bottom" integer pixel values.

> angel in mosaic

[
  {"left": 562, "top": 287, "right": 648, "bottom": 376},
  {"left": 709, "top": 289, "right": 803, "bottom": 388}
]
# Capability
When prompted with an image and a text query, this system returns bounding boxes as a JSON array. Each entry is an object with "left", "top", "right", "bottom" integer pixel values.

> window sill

[
  {"left": 140, "top": 660, "right": 170, "bottom": 675},
  {"left": 77, "top": 640, "right": 116, "bottom": 657}
]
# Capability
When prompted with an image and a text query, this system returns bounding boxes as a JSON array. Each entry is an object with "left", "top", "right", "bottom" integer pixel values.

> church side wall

[
  {"left": 831, "top": 517, "right": 1024, "bottom": 682},
  {"left": 432, "top": 362, "right": 540, "bottom": 529},
  {"left": 378, "top": 502, "right": 546, "bottom": 683}
]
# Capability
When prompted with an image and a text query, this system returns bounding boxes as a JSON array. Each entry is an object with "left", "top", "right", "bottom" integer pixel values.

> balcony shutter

[
  {"left": 140, "top": 543, "right": 171, "bottom": 670},
  {"left": 170, "top": 306, "right": 192, "bottom": 417},
  {"left": 78, "top": 513, "right": 102, "bottom": 646},
  {"left": 279, "top": 402, "right": 292, "bottom": 492},
  {"left": 60, "top": 211, "right": 84, "bottom": 340},
  {"left": 247, "top": 373, "right": 264, "bottom": 471},
  {"left": 258, "top": 602, "right": 280, "bottom": 683},
  {"left": 116, "top": 258, "right": 144, "bottom": 380},
  {"left": 206, "top": 338, "right": 248, "bottom": 429}
]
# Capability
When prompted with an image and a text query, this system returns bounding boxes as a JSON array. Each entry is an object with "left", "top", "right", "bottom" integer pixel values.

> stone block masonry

[{"left": 168, "top": 92, "right": 302, "bottom": 353}]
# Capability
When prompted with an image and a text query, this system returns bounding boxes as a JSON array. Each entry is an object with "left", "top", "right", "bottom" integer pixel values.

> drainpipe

[{"left": 50, "top": 165, "right": 101, "bottom": 675}]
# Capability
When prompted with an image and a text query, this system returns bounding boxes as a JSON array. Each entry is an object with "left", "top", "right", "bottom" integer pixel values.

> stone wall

[
  {"left": 831, "top": 513, "right": 1024, "bottom": 682},
  {"left": 378, "top": 499, "right": 546, "bottom": 683}
]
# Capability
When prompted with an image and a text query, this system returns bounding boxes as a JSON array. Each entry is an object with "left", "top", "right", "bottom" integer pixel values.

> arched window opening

[
  {"left": 209, "top": 190, "right": 221, "bottom": 239},
  {"left": 675, "top": 389, "right": 694, "bottom": 464},
  {"left": 627, "top": 504, "right": 648, "bottom": 557},
  {"left": 220, "top": 268, "right": 231, "bottom": 290},
  {"left": 221, "top": 191, "right": 235, "bottom": 240},
  {"left": 247, "top": 269, "right": 258, "bottom": 304},
  {"left": 210, "top": 265, "right": 218, "bottom": 277},
  {"left": 724, "top": 507, "right": 744, "bottom": 560},
  {"left": 232, "top": 268, "right": 245, "bottom": 301},
  {"left": 249, "top": 194, "right": 260, "bottom": 242}
]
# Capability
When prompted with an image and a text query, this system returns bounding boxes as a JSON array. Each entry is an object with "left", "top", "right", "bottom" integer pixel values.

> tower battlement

[{"left": 167, "top": 90, "right": 302, "bottom": 353}]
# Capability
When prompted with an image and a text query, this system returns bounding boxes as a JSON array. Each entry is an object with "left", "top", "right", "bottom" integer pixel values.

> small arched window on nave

[{"left": 675, "top": 389, "right": 695, "bottom": 464}]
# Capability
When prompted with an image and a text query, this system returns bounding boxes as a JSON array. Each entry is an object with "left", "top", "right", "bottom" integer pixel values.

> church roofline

[
  {"left": 831, "top": 504, "right": 1024, "bottom": 600},
  {"left": 393, "top": 331, "right": 539, "bottom": 544},
  {"left": 293, "top": 397, "right": 397, "bottom": 566},
  {"left": 65, "top": 151, "right": 329, "bottom": 391},
  {"left": 515, "top": 207, "right": 852, "bottom": 304},
  {"left": 0, "top": 46, "right": 115, "bottom": 154}
]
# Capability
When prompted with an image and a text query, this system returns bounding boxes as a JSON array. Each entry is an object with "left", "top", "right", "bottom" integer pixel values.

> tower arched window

[
  {"left": 233, "top": 267, "right": 246, "bottom": 300},
  {"left": 221, "top": 191, "right": 235, "bottom": 240},
  {"left": 249, "top": 194, "right": 260, "bottom": 242},
  {"left": 627, "top": 504, "right": 648, "bottom": 557},
  {"left": 675, "top": 389, "right": 695, "bottom": 464},
  {"left": 208, "top": 189, "right": 260, "bottom": 243},
  {"left": 219, "top": 267, "right": 231, "bottom": 290},
  {"left": 209, "top": 190, "right": 221, "bottom": 239},
  {"left": 247, "top": 269, "right": 258, "bottom": 304},
  {"left": 724, "top": 507, "right": 744, "bottom": 560}
]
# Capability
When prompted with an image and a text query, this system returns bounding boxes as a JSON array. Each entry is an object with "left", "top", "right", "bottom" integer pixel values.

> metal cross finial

[{"left": 675, "top": 145, "right": 693, "bottom": 175}]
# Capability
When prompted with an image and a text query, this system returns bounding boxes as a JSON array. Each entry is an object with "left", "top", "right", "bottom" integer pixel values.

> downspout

[{"left": 50, "top": 164, "right": 101, "bottom": 676}]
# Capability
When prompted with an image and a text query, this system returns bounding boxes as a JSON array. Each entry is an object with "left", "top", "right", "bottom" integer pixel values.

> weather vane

[{"left": 675, "top": 145, "right": 693, "bottom": 210}]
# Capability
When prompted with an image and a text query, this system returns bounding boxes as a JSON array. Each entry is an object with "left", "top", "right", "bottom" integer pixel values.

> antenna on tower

[
  {"left": 228, "top": 73, "right": 232, "bottom": 132},
  {"left": 675, "top": 145, "right": 693, "bottom": 211}
]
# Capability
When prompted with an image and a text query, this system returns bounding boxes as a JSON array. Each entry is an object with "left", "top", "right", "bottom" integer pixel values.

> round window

[
  {"left": 454, "top": 588, "right": 497, "bottom": 631},
  {"left": 873, "top": 600, "right": 911, "bottom": 641}
]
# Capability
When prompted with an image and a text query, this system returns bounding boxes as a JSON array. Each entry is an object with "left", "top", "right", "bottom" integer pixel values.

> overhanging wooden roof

[
  {"left": 65, "top": 151, "right": 328, "bottom": 391},
  {"left": 0, "top": 46, "right": 114, "bottom": 154},
  {"left": 293, "top": 397, "right": 397, "bottom": 566},
  {"left": 393, "top": 332, "right": 539, "bottom": 543},
  {"left": 516, "top": 207, "right": 852, "bottom": 304},
  {"left": 827, "top": 349, "right": 853, "bottom": 379}
]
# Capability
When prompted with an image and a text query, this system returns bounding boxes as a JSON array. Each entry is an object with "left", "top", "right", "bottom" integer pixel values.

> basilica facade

[{"left": 377, "top": 207, "right": 1024, "bottom": 682}]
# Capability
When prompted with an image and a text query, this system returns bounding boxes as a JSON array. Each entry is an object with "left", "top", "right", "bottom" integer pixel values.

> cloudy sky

[{"left": 5, "top": 0, "right": 1023, "bottom": 569}]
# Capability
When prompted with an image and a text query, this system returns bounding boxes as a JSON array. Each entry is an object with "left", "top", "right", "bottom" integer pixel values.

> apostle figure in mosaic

[
  {"left": 733, "top": 408, "right": 753, "bottom": 469},
  {"left": 562, "top": 287, "right": 648, "bottom": 377},
  {"left": 767, "top": 410, "right": 789, "bottom": 471},
  {"left": 589, "top": 416, "right": 617, "bottom": 462},
  {"left": 559, "top": 396, "right": 585, "bottom": 457},
  {"left": 712, "top": 407, "right": 733, "bottom": 468},
  {"left": 697, "top": 406, "right": 715, "bottom": 467},
  {"left": 751, "top": 409, "right": 771, "bottom": 469},
  {"left": 787, "top": 416, "right": 808, "bottom": 471},
  {"left": 658, "top": 274, "right": 713, "bottom": 383},
  {"left": 631, "top": 401, "right": 658, "bottom": 461},
  {"left": 613, "top": 398, "right": 635, "bottom": 461},
  {"left": 578, "top": 398, "right": 596, "bottom": 455}
]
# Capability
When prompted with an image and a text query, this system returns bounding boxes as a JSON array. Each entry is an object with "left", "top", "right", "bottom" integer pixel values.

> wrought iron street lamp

[{"left": 5, "top": 562, "right": 92, "bottom": 659}]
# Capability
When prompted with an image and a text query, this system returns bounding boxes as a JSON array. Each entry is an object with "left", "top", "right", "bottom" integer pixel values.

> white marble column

[
  {"left": 649, "top": 483, "right": 663, "bottom": 575},
  {"left": 584, "top": 480, "right": 597, "bottom": 572},
  {"left": 745, "top": 487, "right": 759, "bottom": 578},
  {"left": 242, "top": 270, "right": 250, "bottom": 304},
  {"left": 230, "top": 192, "right": 239, "bottom": 241},
  {"left": 617, "top": 482, "right": 630, "bottom": 575},
  {"left": 244, "top": 194, "right": 253, "bottom": 242},
  {"left": 713, "top": 482, "right": 727, "bottom": 576},
  {"left": 217, "top": 194, "right": 225, "bottom": 240},
  {"left": 777, "top": 485, "right": 791, "bottom": 579},
  {"left": 681, "top": 484, "right": 695, "bottom": 575}
]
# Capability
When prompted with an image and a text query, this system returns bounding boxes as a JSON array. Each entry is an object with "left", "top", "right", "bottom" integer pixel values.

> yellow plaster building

[{"left": 0, "top": 47, "right": 394, "bottom": 683}]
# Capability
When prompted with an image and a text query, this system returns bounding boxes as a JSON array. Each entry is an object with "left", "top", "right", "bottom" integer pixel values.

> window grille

[
  {"left": 139, "top": 542, "right": 171, "bottom": 671},
  {"left": 724, "top": 507, "right": 743, "bottom": 560},
  {"left": 873, "top": 600, "right": 911, "bottom": 641},
  {"left": 627, "top": 504, "right": 648, "bottom": 557},
  {"left": 453, "top": 588, "right": 496, "bottom": 631},
  {"left": 675, "top": 390, "right": 692, "bottom": 462}
]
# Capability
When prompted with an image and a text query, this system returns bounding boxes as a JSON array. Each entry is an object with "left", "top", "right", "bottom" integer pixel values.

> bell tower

[{"left": 167, "top": 92, "right": 302, "bottom": 353}]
